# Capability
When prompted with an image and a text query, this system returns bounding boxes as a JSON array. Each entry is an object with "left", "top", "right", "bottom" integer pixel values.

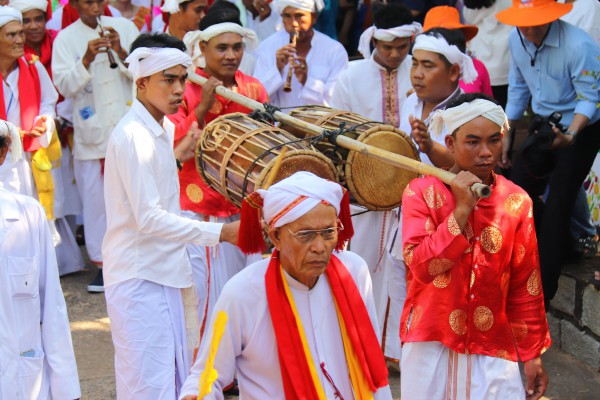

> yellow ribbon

[
  {"left": 31, "top": 129, "right": 62, "bottom": 220},
  {"left": 198, "top": 310, "right": 228, "bottom": 399}
]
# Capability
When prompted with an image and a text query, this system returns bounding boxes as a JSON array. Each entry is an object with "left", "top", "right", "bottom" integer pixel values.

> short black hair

[
  {"left": 447, "top": 93, "right": 499, "bottom": 110},
  {"left": 0, "top": 134, "right": 6, "bottom": 150},
  {"left": 179, "top": 0, "right": 194, "bottom": 11},
  {"left": 129, "top": 33, "right": 186, "bottom": 54},
  {"left": 199, "top": 0, "right": 242, "bottom": 30},
  {"left": 372, "top": 3, "right": 413, "bottom": 29},
  {"left": 463, "top": 0, "right": 496, "bottom": 10},
  {"left": 424, "top": 28, "right": 466, "bottom": 53}
]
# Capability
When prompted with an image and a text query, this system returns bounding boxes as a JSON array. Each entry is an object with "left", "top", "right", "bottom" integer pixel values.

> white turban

[
  {"left": 160, "top": 0, "right": 188, "bottom": 14},
  {"left": 0, "top": 120, "right": 23, "bottom": 164},
  {"left": 258, "top": 171, "right": 343, "bottom": 228},
  {"left": 0, "top": 5, "right": 22, "bottom": 28},
  {"left": 357, "top": 22, "right": 422, "bottom": 59},
  {"left": 276, "top": 0, "right": 324, "bottom": 14},
  {"left": 412, "top": 33, "right": 478, "bottom": 84},
  {"left": 126, "top": 46, "right": 192, "bottom": 81},
  {"left": 183, "top": 23, "right": 258, "bottom": 67},
  {"left": 429, "top": 98, "right": 509, "bottom": 138},
  {"left": 9, "top": 0, "right": 47, "bottom": 13}
]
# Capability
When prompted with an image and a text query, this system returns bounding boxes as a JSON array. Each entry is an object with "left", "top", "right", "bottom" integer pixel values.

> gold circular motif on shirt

[
  {"left": 403, "top": 243, "right": 415, "bottom": 265},
  {"left": 185, "top": 183, "right": 204, "bottom": 203},
  {"left": 435, "top": 191, "right": 446, "bottom": 209},
  {"left": 504, "top": 193, "right": 527, "bottom": 217},
  {"left": 433, "top": 271, "right": 451, "bottom": 288},
  {"left": 447, "top": 213, "right": 461, "bottom": 236},
  {"left": 470, "top": 271, "right": 475, "bottom": 288},
  {"left": 208, "top": 100, "right": 223, "bottom": 115},
  {"left": 244, "top": 82, "right": 259, "bottom": 99},
  {"left": 473, "top": 306, "right": 494, "bottom": 332},
  {"left": 428, "top": 258, "right": 453, "bottom": 276},
  {"left": 528, "top": 205, "right": 533, "bottom": 219},
  {"left": 511, "top": 319, "right": 528, "bottom": 343},
  {"left": 496, "top": 349, "right": 511, "bottom": 360},
  {"left": 527, "top": 269, "right": 541, "bottom": 296},
  {"left": 516, "top": 243, "right": 526, "bottom": 265},
  {"left": 464, "top": 221, "right": 474, "bottom": 241},
  {"left": 404, "top": 184, "right": 415, "bottom": 197},
  {"left": 481, "top": 226, "right": 503, "bottom": 254},
  {"left": 527, "top": 223, "right": 533, "bottom": 239},
  {"left": 425, "top": 217, "right": 436, "bottom": 235},
  {"left": 449, "top": 309, "right": 467, "bottom": 335}
]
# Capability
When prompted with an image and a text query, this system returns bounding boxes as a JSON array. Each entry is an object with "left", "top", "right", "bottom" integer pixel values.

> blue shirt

[{"left": 506, "top": 20, "right": 600, "bottom": 126}]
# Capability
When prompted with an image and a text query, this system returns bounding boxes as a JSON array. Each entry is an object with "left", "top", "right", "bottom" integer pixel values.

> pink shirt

[{"left": 459, "top": 57, "right": 494, "bottom": 97}]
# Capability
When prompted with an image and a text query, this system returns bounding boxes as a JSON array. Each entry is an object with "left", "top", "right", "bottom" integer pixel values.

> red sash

[
  {"left": 265, "top": 252, "right": 389, "bottom": 399},
  {"left": 0, "top": 56, "right": 42, "bottom": 152},
  {"left": 24, "top": 29, "right": 57, "bottom": 79}
]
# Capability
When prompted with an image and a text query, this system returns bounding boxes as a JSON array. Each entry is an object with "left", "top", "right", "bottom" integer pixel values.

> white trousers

[
  {"left": 380, "top": 253, "right": 406, "bottom": 362},
  {"left": 401, "top": 342, "right": 525, "bottom": 400},
  {"left": 106, "top": 279, "right": 189, "bottom": 400},
  {"left": 73, "top": 158, "right": 106, "bottom": 263},
  {"left": 182, "top": 211, "right": 261, "bottom": 340}
]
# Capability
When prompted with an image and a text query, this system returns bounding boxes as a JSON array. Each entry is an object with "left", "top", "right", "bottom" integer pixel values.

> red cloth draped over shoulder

[
  {"left": 0, "top": 55, "right": 42, "bottom": 152},
  {"left": 265, "top": 251, "right": 389, "bottom": 398}
]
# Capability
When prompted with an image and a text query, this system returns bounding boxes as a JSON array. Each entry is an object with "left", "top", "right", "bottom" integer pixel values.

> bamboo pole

[{"left": 188, "top": 70, "right": 491, "bottom": 199}]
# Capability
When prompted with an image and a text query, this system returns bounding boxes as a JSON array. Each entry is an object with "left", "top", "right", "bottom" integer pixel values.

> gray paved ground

[{"left": 62, "top": 267, "right": 600, "bottom": 399}]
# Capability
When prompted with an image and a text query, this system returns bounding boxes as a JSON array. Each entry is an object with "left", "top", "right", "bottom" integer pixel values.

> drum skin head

[{"left": 347, "top": 128, "right": 420, "bottom": 211}]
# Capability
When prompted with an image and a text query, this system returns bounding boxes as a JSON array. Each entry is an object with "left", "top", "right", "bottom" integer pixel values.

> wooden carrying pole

[{"left": 188, "top": 71, "right": 491, "bottom": 198}]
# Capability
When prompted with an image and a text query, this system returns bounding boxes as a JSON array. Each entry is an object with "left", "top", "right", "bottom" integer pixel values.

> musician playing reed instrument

[
  {"left": 253, "top": 0, "right": 347, "bottom": 107},
  {"left": 169, "top": 6, "right": 269, "bottom": 343}
]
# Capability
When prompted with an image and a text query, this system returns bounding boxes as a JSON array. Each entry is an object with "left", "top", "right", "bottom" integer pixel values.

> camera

[{"left": 526, "top": 112, "right": 566, "bottom": 151}]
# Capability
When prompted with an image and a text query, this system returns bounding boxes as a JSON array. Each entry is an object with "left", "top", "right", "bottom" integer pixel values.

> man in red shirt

[
  {"left": 400, "top": 93, "right": 551, "bottom": 400},
  {"left": 169, "top": 7, "right": 268, "bottom": 342}
]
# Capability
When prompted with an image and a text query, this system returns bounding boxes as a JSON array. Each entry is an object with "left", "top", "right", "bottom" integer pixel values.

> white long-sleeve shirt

[
  {"left": 331, "top": 54, "right": 412, "bottom": 127},
  {"left": 253, "top": 29, "right": 348, "bottom": 108},
  {"left": 52, "top": 16, "right": 139, "bottom": 161},
  {"left": 0, "top": 188, "right": 80, "bottom": 400},
  {"left": 179, "top": 251, "right": 393, "bottom": 400},
  {"left": 0, "top": 59, "right": 58, "bottom": 195},
  {"left": 102, "top": 100, "right": 223, "bottom": 288}
]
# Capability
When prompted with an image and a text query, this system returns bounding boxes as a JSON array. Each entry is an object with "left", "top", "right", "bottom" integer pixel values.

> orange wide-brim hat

[
  {"left": 423, "top": 6, "right": 479, "bottom": 42},
  {"left": 496, "top": 0, "right": 573, "bottom": 27}
]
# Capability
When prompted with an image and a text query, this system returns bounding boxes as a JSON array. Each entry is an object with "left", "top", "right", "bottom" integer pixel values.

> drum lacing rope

[
  {"left": 241, "top": 134, "right": 328, "bottom": 199},
  {"left": 248, "top": 102, "right": 281, "bottom": 125}
]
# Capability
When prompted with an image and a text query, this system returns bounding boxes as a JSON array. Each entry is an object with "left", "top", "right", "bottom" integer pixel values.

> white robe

[
  {"left": 253, "top": 29, "right": 348, "bottom": 108},
  {"left": 179, "top": 251, "right": 393, "bottom": 400},
  {"left": 0, "top": 59, "right": 57, "bottom": 196},
  {"left": 0, "top": 188, "right": 80, "bottom": 400},
  {"left": 401, "top": 341, "right": 525, "bottom": 400}
]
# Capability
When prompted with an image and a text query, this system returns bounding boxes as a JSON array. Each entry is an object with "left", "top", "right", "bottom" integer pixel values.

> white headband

[
  {"left": 413, "top": 34, "right": 477, "bottom": 84},
  {"left": 9, "top": 0, "right": 47, "bottom": 13},
  {"left": 0, "top": 5, "right": 22, "bottom": 28},
  {"left": 183, "top": 24, "right": 258, "bottom": 68},
  {"left": 0, "top": 120, "right": 23, "bottom": 164},
  {"left": 160, "top": 0, "right": 187, "bottom": 14},
  {"left": 126, "top": 47, "right": 192, "bottom": 81},
  {"left": 429, "top": 98, "right": 509, "bottom": 138},
  {"left": 357, "top": 22, "right": 422, "bottom": 59},
  {"left": 276, "top": 0, "right": 324, "bottom": 14}
]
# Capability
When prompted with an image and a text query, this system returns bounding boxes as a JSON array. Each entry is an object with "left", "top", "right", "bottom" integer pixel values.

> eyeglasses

[{"left": 286, "top": 221, "right": 344, "bottom": 244}]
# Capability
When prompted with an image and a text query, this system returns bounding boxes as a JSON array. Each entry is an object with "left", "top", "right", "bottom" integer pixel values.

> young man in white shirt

[
  {"left": 52, "top": 0, "right": 139, "bottom": 292},
  {"left": 0, "top": 120, "right": 81, "bottom": 400},
  {"left": 330, "top": 2, "right": 421, "bottom": 366},
  {"left": 103, "top": 33, "right": 239, "bottom": 400},
  {"left": 155, "top": 0, "right": 207, "bottom": 38},
  {"left": 253, "top": 0, "right": 348, "bottom": 107}
]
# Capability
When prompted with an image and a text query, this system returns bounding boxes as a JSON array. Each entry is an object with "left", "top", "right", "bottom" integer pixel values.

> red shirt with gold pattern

[
  {"left": 168, "top": 68, "right": 269, "bottom": 217},
  {"left": 400, "top": 174, "right": 551, "bottom": 362}
]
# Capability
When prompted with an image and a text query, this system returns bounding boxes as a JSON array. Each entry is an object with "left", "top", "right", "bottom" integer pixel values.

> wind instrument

[
  {"left": 97, "top": 17, "right": 118, "bottom": 69},
  {"left": 282, "top": 29, "right": 299, "bottom": 93}
]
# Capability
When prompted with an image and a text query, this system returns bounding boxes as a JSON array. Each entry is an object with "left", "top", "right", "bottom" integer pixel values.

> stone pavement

[{"left": 62, "top": 266, "right": 600, "bottom": 399}]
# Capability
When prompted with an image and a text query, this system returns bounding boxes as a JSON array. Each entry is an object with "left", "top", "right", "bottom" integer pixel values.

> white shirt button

[
  {"left": 475, "top": 237, "right": 480, "bottom": 241},
  {"left": 470, "top": 294, "right": 475, "bottom": 299},
  {"left": 474, "top": 264, "right": 478, "bottom": 269}
]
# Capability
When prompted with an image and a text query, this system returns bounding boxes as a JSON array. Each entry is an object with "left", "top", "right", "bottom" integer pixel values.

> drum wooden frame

[
  {"left": 280, "top": 106, "right": 421, "bottom": 211},
  {"left": 196, "top": 113, "right": 338, "bottom": 208}
]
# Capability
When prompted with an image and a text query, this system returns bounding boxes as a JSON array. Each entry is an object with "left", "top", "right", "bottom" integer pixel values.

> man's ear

[
  {"left": 0, "top": 144, "right": 9, "bottom": 167},
  {"left": 445, "top": 132, "right": 456, "bottom": 153},
  {"left": 136, "top": 77, "right": 147, "bottom": 93},
  {"left": 310, "top": 12, "right": 318, "bottom": 27},
  {"left": 268, "top": 228, "right": 281, "bottom": 250},
  {"left": 449, "top": 63, "right": 461, "bottom": 84}
]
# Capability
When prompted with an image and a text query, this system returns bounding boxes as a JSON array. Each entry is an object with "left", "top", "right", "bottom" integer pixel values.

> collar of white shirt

[{"left": 131, "top": 99, "right": 166, "bottom": 138}]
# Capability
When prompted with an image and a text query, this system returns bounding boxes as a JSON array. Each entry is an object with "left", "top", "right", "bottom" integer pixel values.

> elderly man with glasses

[{"left": 179, "top": 171, "right": 393, "bottom": 400}]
